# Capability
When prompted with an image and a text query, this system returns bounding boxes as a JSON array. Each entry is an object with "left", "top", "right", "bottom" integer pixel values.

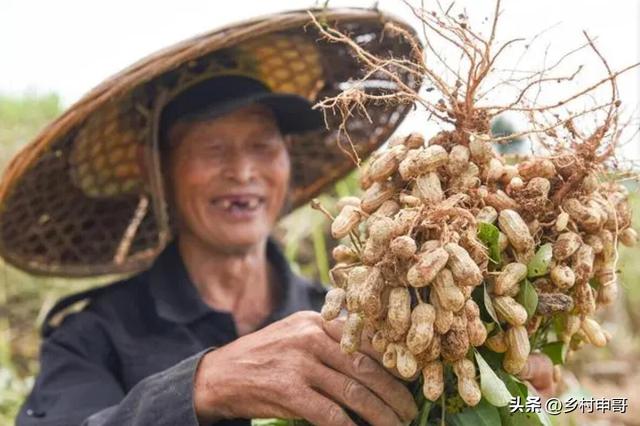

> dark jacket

[{"left": 17, "top": 240, "right": 325, "bottom": 426}]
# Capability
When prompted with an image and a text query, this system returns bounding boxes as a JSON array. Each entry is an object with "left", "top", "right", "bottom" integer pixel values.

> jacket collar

[{"left": 147, "top": 238, "right": 300, "bottom": 324}]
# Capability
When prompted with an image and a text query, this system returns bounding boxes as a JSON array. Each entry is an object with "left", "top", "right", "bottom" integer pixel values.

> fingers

[
  {"left": 293, "top": 388, "right": 356, "bottom": 426},
  {"left": 322, "top": 316, "right": 416, "bottom": 381},
  {"left": 518, "top": 353, "right": 555, "bottom": 398},
  {"left": 322, "top": 317, "right": 382, "bottom": 364},
  {"left": 315, "top": 331, "right": 418, "bottom": 422},
  {"left": 308, "top": 365, "right": 405, "bottom": 426}
]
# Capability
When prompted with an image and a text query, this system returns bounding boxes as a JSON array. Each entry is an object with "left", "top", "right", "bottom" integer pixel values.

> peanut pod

[
  {"left": 340, "top": 312, "right": 364, "bottom": 354},
  {"left": 361, "top": 182, "right": 395, "bottom": 214},
  {"left": 414, "top": 172, "right": 444, "bottom": 204},
  {"left": 536, "top": 293, "right": 574, "bottom": 315},
  {"left": 447, "top": 144, "right": 470, "bottom": 175},
  {"left": 422, "top": 361, "right": 444, "bottom": 401},
  {"left": 332, "top": 245, "right": 359, "bottom": 263},
  {"left": 441, "top": 314, "right": 470, "bottom": 362},
  {"left": 390, "top": 235, "right": 417, "bottom": 259},
  {"left": 321, "top": 288, "right": 346, "bottom": 321},
  {"left": 503, "top": 325, "right": 530, "bottom": 374},
  {"left": 493, "top": 296, "right": 528, "bottom": 326},
  {"left": 444, "top": 243, "right": 483, "bottom": 287},
  {"left": 360, "top": 267, "right": 385, "bottom": 317},
  {"left": 499, "top": 209, "right": 534, "bottom": 254},
  {"left": 371, "top": 330, "right": 388, "bottom": 353},
  {"left": 581, "top": 317, "right": 607, "bottom": 348},
  {"left": 387, "top": 287, "right": 411, "bottom": 334},
  {"left": 383, "top": 343, "right": 399, "bottom": 369},
  {"left": 399, "top": 145, "right": 448, "bottom": 180},
  {"left": 563, "top": 198, "right": 602, "bottom": 233},
  {"left": 485, "top": 190, "right": 519, "bottom": 211},
  {"left": 494, "top": 262, "right": 527, "bottom": 296},
  {"left": 550, "top": 265, "right": 576, "bottom": 290},
  {"left": 368, "top": 149, "right": 400, "bottom": 182},
  {"left": 572, "top": 244, "right": 595, "bottom": 283},
  {"left": 476, "top": 206, "right": 498, "bottom": 224},
  {"left": 329, "top": 263, "right": 349, "bottom": 289},
  {"left": 345, "top": 266, "right": 369, "bottom": 311},
  {"left": 433, "top": 268, "right": 465, "bottom": 312},
  {"left": 407, "top": 248, "right": 449, "bottom": 288},
  {"left": 553, "top": 232, "right": 582, "bottom": 261},
  {"left": 406, "top": 303, "right": 436, "bottom": 355},
  {"left": 485, "top": 330, "right": 508, "bottom": 353},
  {"left": 396, "top": 345, "right": 419, "bottom": 378},
  {"left": 331, "top": 205, "right": 361, "bottom": 239}
]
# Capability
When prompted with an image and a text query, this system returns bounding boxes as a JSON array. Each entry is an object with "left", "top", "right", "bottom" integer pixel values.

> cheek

[
  {"left": 169, "top": 154, "right": 214, "bottom": 209},
  {"left": 270, "top": 151, "right": 291, "bottom": 200}
]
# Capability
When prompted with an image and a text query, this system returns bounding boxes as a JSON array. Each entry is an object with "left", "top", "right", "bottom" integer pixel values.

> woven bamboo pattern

[{"left": 0, "top": 8, "right": 422, "bottom": 277}]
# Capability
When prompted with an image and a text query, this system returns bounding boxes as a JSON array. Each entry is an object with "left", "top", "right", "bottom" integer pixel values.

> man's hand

[
  {"left": 193, "top": 311, "right": 418, "bottom": 426},
  {"left": 518, "top": 353, "right": 557, "bottom": 398}
]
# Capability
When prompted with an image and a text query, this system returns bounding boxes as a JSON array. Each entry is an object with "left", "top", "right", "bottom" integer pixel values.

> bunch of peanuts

[{"left": 315, "top": 131, "right": 636, "bottom": 407}]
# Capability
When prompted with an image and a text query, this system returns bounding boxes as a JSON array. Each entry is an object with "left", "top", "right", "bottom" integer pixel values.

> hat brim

[
  {"left": 0, "top": 8, "right": 422, "bottom": 277},
  {"left": 254, "top": 93, "right": 325, "bottom": 134},
  {"left": 182, "top": 91, "right": 325, "bottom": 135}
]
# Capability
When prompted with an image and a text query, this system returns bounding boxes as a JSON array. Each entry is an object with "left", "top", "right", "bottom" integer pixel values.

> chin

[{"left": 208, "top": 229, "right": 270, "bottom": 253}]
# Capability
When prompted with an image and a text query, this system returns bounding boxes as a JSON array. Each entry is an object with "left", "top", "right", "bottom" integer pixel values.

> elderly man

[
  {"left": 16, "top": 73, "right": 423, "bottom": 425},
  {"left": 9, "top": 10, "right": 555, "bottom": 426},
  {"left": 16, "top": 75, "right": 555, "bottom": 426}
]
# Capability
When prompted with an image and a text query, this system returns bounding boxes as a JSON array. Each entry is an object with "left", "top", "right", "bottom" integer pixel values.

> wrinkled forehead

[
  {"left": 164, "top": 103, "right": 281, "bottom": 149},
  {"left": 163, "top": 103, "right": 278, "bottom": 146}
]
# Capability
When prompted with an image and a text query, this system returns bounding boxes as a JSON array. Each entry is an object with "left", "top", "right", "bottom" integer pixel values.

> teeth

[{"left": 215, "top": 197, "right": 262, "bottom": 210}]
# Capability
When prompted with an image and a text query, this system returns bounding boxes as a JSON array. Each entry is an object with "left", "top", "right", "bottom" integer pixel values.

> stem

[{"left": 311, "top": 225, "right": 330, "bottom": 285}]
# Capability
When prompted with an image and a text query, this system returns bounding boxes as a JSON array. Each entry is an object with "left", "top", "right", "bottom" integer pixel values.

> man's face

[{"left": 166, "top": 104, "right": 290, "bottom": 253}]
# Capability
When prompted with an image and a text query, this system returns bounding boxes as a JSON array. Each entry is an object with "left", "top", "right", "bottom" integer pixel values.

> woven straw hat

[{"left": 0, "top": 8, "right": 422, "bottom": 277}]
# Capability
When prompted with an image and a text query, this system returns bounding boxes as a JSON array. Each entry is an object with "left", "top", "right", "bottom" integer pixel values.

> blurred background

[{"left": 1, "top": 0, "right": 639, "bottom": 424}]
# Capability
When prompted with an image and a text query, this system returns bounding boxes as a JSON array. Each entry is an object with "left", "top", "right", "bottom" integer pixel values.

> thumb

[{"left": 517, "top": 353, "right": 555, "bottom": 396}]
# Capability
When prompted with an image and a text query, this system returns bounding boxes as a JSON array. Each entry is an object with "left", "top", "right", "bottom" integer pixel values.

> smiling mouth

[{"left": 210, "top": 195, "right": 265, "bottom": 214}]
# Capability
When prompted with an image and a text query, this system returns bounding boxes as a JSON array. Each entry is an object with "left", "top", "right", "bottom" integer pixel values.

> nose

[{"left": 221, "top": 149, "right": 256, "bottom": 184}]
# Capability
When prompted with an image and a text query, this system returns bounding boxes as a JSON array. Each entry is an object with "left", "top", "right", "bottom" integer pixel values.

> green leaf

[
  {"left": 477, "top": 222, "right": 502, "bottom": 264},
  {"left": 475, "top": 351, "right": 512, "bottom": 407},
  {"left": 449, "top": 398, "right": 502, "bottom": 426},
  {"left": 497, "top": 372, "right": 553, "bottom": 426},
  {"left": 527, "top": 244, "right": 552, "bottom": 278},
  {"left": 540, "top": 341, "right": 566, "bottom": 365},
  {"left": 528, "top": 388, "right": 553, "bottom": 426},
  {"left": 477, "top": 346, "right": 504, "bottom": 368},
  {"left": 517, "top": 279, "right": 538, "bottom": 320},
  {"left": 499, "top": 370, "right": 528, "bottom": 397},
  {"left": 496, "top": 373, "right": 545, "bottom": 426},
  {"left": 483, "top": 284, "right": 503, "bottom": 330},
  {"left": 485, "top": 321, "right": 496, "bottom": 335}
]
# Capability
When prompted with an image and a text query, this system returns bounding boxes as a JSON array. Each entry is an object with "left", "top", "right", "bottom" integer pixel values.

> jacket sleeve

[{"left": 16, "top": 310, "right": 208, "bottom": 426}]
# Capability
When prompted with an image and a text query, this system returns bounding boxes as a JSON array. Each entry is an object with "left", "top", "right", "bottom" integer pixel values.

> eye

[
  {"left": 251, "top": 132, "right": 283, "bottom": 151},
  {"left": 253, "top": 140, "right": 274, "bottom": 150},
  {"left": 200, "top": 139, "right": 224, "bottom": 152}
]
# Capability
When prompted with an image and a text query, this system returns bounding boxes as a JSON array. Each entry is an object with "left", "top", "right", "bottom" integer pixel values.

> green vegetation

[
  {"left": 0, "top": 92, "right": 63, "bottom": 420},
  {"left": 1, "top": 93, "right": 639, "bottom": 424}
]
